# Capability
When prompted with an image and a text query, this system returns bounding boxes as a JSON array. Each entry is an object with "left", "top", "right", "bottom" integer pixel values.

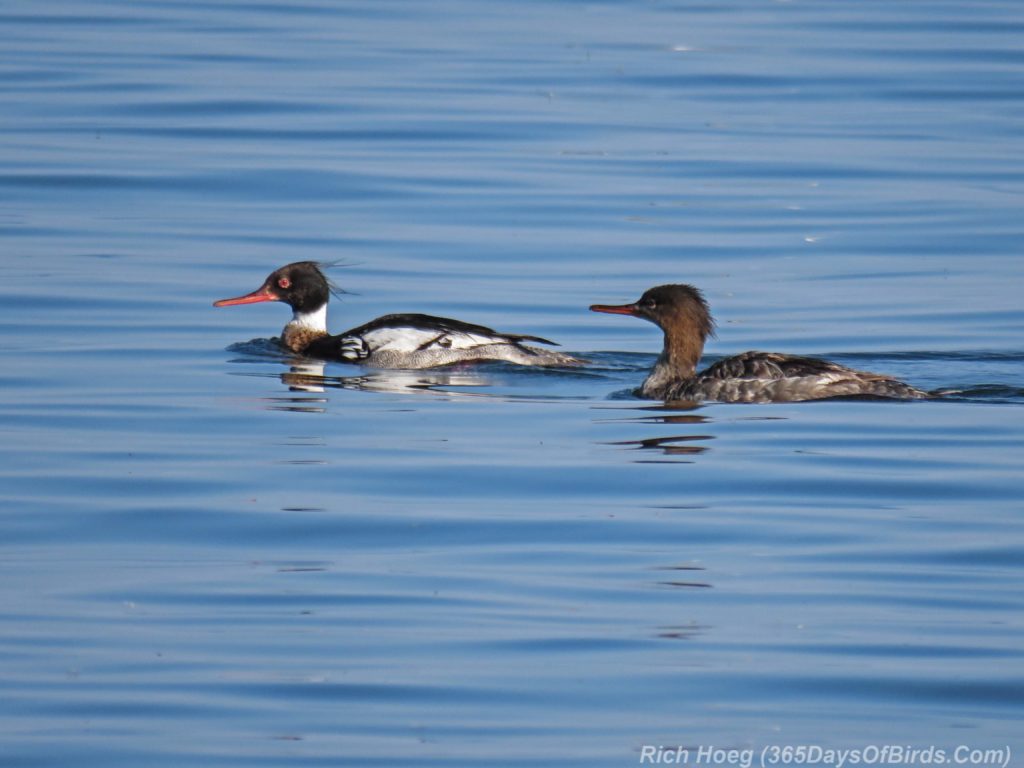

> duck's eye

[
  {"left": 642, "top": 297, "right": 657, "bottom": 309},
  {"left": 277, "top": 277, "right": 291, "bottom": 289}
]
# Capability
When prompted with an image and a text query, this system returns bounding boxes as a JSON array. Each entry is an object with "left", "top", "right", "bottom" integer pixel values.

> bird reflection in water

[
  {"left": 596, "top": 403, "right": 715, "bottom": 461},
  {"left": 276, "top": 359, "right": 502, "bottom": 401}
]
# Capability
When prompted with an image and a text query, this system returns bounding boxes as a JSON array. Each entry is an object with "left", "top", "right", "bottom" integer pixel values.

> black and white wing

[{"left": 304, "top": 313, "right": 574, "bottom": 369}]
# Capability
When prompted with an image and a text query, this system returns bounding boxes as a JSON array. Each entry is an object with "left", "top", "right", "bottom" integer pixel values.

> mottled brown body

[{"left": 592, "top": 284, "right": 931, "bottom": 403}]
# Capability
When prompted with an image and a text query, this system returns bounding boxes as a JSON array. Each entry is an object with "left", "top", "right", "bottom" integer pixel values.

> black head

[
  {"left": 214, "top": 261, "right": 331, "bottom": 313},
  {"left": 591, "top": 284, "right": 716, "bottom": 340}
]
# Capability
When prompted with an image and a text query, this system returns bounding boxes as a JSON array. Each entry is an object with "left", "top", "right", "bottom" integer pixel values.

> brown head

[{"left": 590, "top": 284, "right": 716, "bottom": 377}]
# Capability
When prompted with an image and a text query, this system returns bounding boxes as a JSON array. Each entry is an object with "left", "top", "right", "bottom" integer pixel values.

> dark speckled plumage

[{"left": 591, "top": 284, "right": 931, "bottom": 403}]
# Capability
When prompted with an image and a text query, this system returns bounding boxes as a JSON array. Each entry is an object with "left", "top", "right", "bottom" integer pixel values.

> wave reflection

[{"left": 594, "top": 405, "right": 716, "bottom": 462}]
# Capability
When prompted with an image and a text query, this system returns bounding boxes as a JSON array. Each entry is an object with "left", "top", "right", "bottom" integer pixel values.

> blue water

[{"left": 2, "top": 1, "right": 1023, "bottom": 766}]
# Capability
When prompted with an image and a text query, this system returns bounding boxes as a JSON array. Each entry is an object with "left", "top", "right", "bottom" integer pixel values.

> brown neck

[
  {"left": 641, "top": 327, "right": 705, "bottom": 398},
  {"left": 660, "top": 317, "right": 707, "bottom": 378}
]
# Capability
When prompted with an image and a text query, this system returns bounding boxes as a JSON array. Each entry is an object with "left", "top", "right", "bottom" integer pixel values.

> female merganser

[
  {"left": 214, "top": 261, "right": 582, "bottom": 368},
  {"left": 590, "top": 284, "right": 931, "bottom": 403}
]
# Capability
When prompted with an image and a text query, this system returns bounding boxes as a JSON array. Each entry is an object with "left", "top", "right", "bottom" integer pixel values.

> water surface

[{"left": 1, "top": 1, "right": 1023, "bottom": 766}]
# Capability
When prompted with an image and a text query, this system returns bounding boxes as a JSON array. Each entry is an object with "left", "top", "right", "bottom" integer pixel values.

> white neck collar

[{"left": 289, "top": 303, "right": 328, "bottom": 333}]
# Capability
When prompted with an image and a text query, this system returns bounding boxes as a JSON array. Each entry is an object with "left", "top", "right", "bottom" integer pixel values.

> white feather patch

[
  {"left": 290, "top": 304, "right": 328, "bottom": 333},
  {"left": 357, "top": 327, "right": 509, "bottom": 354}
]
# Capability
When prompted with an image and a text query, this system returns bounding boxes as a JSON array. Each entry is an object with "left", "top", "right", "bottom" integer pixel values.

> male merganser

[
  {"left": 214, "top": 261, "right": 582, "bottom": 368},
  {"left": 590, "top": 284, "right": 931, "bottom": 403}
]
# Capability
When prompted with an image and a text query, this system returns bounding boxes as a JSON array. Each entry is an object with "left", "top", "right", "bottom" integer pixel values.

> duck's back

[{"left": 663, "top": 351, "right": 930, "bottom": 403}]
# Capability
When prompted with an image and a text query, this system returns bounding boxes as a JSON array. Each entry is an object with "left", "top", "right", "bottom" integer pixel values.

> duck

[
  {"left": 214, "top": 261, "right": 582, "bottom": 368},
  {"left": 590, "top": 284, "right": 931, "bottom": 403}
]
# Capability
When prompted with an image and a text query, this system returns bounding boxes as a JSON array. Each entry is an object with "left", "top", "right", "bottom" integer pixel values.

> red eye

[{"left": 277, "top": 277, "right": 291, "bottom": 289}]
